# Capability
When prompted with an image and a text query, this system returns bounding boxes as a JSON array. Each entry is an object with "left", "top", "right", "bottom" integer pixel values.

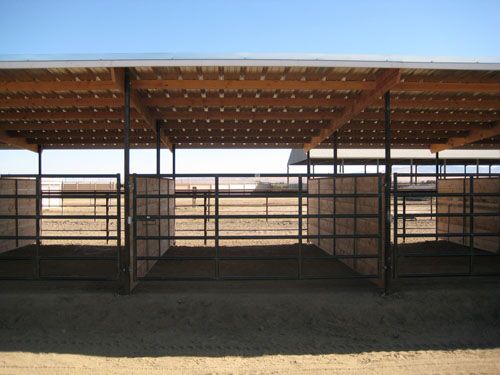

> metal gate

[
  {"left": 393, "top": 172, "right": 500, "bottom": 278},
  {"left": 0, "top": 174, "right": 121, "bottom": 281},
  {"left": 131, "top": 173, "right": 386, "bottom": 285}
]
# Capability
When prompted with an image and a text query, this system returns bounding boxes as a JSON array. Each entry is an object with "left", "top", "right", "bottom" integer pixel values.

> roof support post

[
  {"left": 37, "top": 145, "right": 42, "bottom": 175},
  {"left": 172, "top": 144, "right": 176, "bottom": 177},
  {"left": 156, "top": 120, "right": 161, "bottom": 176},
  {"left": 333, "top": 133, "right": 338, "bottom": 175},
  {"left": 409, "top": 160, "right": 413, "bottom": 185},
  {"left": 119, "top": 68, "right": 132, "bottom": 295},
  {"left": 306, "top": 151, "right": 311, "bottom": 178},
  {"left": 383, "top": 91, "right": 392, "bottom": 293},
  {"left": 35, "top": 145, "right": 42, "bottom": 278},
  {"left": 435, "top": 152, "right": 439, "bottom": 180}
]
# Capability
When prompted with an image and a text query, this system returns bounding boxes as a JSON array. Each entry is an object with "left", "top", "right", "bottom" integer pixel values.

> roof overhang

[
  {"left": 1, "top": 53, "right": 500, "bottom": 70},
  {"left": 288, "top": 148, "right": 500, "bottom": 166},
  {"left": 0, "top": 54, "right": 499, "bottom": 152}
]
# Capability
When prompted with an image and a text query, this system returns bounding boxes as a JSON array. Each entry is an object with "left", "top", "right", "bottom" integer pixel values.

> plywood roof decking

[{"left": 0, "top": 61, "right": 499, "bottom": 151}]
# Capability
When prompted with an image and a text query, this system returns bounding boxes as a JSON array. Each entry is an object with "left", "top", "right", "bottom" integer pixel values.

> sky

[{"left": 0, "top": 0, "right": 499, "bottom": 176}]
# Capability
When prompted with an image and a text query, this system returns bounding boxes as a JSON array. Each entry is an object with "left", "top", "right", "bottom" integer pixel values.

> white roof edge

[{"left": 1, "top": 53, "right": 500, "bottom": 70}]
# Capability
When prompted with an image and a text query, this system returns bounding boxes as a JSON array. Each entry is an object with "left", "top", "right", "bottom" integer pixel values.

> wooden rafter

[
  {"left": 430, "top": 123, "right": 500, "bottom": 153},
  {"left": 304, "top": 69, "right": 402, "bottom": 152},
  {"left": 0, "top": 129, "right": 37, "bottom": 152},
  {"left": 132, "top": 79, "right": 500, "bottom": 93},
  {"left": 111, "top": 68, "right": 173, "bottom": 150},
  {"left": 0, "top": 80, "right": 118, "bottom": 92},
  {"left": 1, "top": 108, "right": 497, "bottom": 123},
  {"left": 1, "top": 96, "right": 499, "bottom": 110},
  {"left": 1, "top": 78, "right": 499, "bottom": 94}
]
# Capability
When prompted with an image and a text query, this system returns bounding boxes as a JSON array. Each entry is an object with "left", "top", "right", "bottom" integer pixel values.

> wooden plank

[
  {"left": 0, "top": 129, "right": 38, "bottom": 152},
  {"left": 111, "top": 68, "right": 173, "bottom": 150},
  {"left": 2, "top": 96, "right": 499, "bottom": 111},
  {"left": 133, "top": 79, "right": 500, "bottom": 93},
  {"left": 0, "top": 80, "right": 119, "bottom": 92},
  {"left": 430, "top": 123, "right": 500, "bottom": 153},
  {"left": 304, "top": 69, "right": 401, "bottom": 151}
]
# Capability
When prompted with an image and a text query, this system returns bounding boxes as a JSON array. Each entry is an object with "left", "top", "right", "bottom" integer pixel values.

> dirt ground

[{"left": 0, "top": 279, "right": 499, "bottom": 374}]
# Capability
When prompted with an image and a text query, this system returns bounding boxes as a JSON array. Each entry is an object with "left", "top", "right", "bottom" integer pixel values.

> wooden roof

[{"left": 0, "top": 59, "right": 499, "bottom": 152}]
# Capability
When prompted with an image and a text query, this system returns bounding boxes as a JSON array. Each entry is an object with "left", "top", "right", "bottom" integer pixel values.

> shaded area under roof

[{"left": 0, "top": 54, "right": 499, "bottom": 152}]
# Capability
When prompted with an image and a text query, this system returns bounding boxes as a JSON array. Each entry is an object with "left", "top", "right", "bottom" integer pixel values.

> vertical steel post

[
  {"left": 435, "top": 152, "right": 439, "bottom": 180},
  {"left": 119, "top": 67, "right": 131, "bottom": 295},
  {"left": 155, "top": 120, "right": 162, "bottom": 256},
  {"left": 333, "top": 133, "right": 338, "bottom": 175},
  {"left": 306, "top": 151, "right": 311, "bottom": 177},
  {"left": 409, "top": 160, "right": 413, "bottom": 185},
  {"left": 214, "top": 176, "right": 219, "bottom": 279},
  {"left": 383, "top": 91, "right": 392, "bottom": 291},
  {"left": 297, "top": 177, "right": 303, "bottom": 277},
  {"left": 469, "top": 176, "right": 474, "bottom": 275},
  {"left": 35, "top": 145, "right": 42, "bottom": 279},
  {"left": 116, "top": 174, "right": 121, "bottom": 278},
  {"left": 435, "top": 153, "right": 440, "bottom": 241},
  {"left": 172, "top": 144, "right": 176, "bottom": 176},
  {"left": 156, "top": 120, "right": 161, "bottom": 176},
  {"left": 392, "top": 173, "right": 398, "bottom": 278}
]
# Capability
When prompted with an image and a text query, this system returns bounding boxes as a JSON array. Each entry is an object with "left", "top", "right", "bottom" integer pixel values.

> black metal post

[
  {"left": 298, "top": 177, "right": 303, "bottom": 277},
  {"left": 156, "top": 120, "right": 161, "bottom": 175},
  {"left": 435, "top": 152, "right": 439, "bottom": 180},
  {"left": 120, "top": 67, "right": 131, "bottom": 295},
  {"left": 435, "top": 154, "right": 440, "bottom": 241},
  {"left": 306, "top": 151, "right": 311, "bottom": 177},
  {"left": 35, "top": 145, "right": 42, "bottom": 278},
  {"left": 409, "top": 160, "right": 413, "bottom": 184},
  {"left": 392, "top": 173, "right": 398, "bottom": 278},
  {"left": 333, "top": 133, "right": 338, "bottom": 175},
  {"left": 214, "top": 176, "right": 219, "bottom": 279},
  {"left": 203, "top": 193, "right": 208, "bottom": 245},
  {"left": 469, "top": 176, "right": 475, "bottom": 275},
  {"left": 172, "top": 144, "right": 176, "bottom": 176},
  {"left": 383, "top": 91, "right": 392, "bottom": 292}
]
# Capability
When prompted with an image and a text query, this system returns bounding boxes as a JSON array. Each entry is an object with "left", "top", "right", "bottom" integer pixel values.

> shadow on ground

[{"left": 0, "top": 278, "right": 499, "bottom": 357}]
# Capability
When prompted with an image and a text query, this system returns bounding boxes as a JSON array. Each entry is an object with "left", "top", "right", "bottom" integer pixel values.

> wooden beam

[
  {"left": 304, "top": 69, "right": 401, "bottom": 152},
  {"left": 133, "top": 79, "right": 500, "bottom": 93},
  {"left": 2, "top": 108, "right": 498, "bottom": 123},
  {"left": 133, "top": 79, "right": 374, "bottom": 91},
  {"left": 144, "top": 96, "right": 500, "bottom": 110},
  {"left": 111, "top": 68, "right": 172, "bottom": 150},
  {"left": 1, "top": 95, "right": 499, "bottom": 110},
  {"left": 395, "top": 81, "right": 500, "bottom": 93},
  {"left": 430, "top": 123, "right": 500, "bottom": 153},
  {"left": 0, "top": 129, "right": 38, "bottom": 152},
  {"left": 0, "top": 97, "right": 121, "bottom": 109},
  {"left": 0, "top": 80, "right": 119, "bottom": 92},
  {"left": 1, "top": 77, "right": 499, "bottom": 94}
]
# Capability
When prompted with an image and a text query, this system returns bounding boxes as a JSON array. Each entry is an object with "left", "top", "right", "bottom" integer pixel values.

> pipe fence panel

[
  {"left": 393, "top": 173, "right": 500, "bottom": 278},
  {"left": 0, "top": 174, "right": 121, "bottom": 281},
  {"left": 131, "top": 173, "right": 385, "bottom": 283}
]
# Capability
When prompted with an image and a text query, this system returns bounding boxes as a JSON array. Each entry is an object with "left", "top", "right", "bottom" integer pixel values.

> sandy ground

[{"left": 0, "top": 279, "right": 499, "bottom": 374}]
